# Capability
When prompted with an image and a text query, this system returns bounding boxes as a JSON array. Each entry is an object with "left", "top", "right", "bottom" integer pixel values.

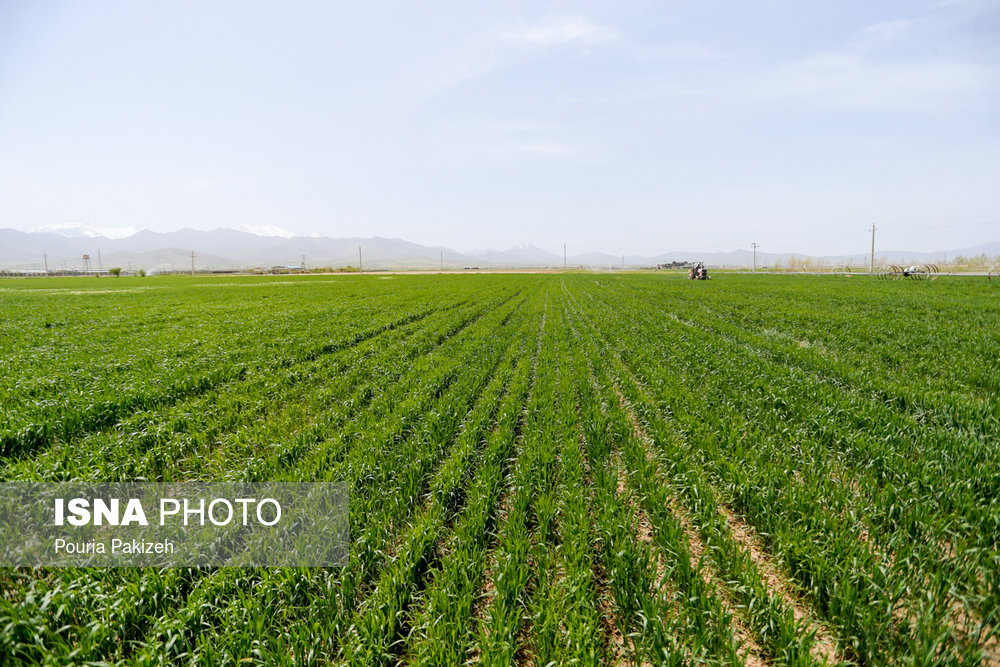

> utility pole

[
  {"left": 751, "top": 242, "right": 759, "bottom": 272},
  {"left": 191, "top": 250, "right": 195, "bottom": 276},
  {"left": 563, "top": 244, "right": 567, "bottom": 269},
  {"left": 97, "top": 249, "right": 103, "bottom": 272},
  {"left": 621, "top": 254, "right": 624, "bottom": 269},
  {"left": 43, "top": 253, "right": 49, "bottom": 276},
  {"left": 440, "top": 250, "right": 443, "bottom": 271},
  {"left": 869, "top": 225, "right": 876, "bottom": 274},
  {"left": 302, "top": 255, "right": 306, "bottom": 271},
  {"left": 358, "top": 246, "right": 363, "bottom": 273}
]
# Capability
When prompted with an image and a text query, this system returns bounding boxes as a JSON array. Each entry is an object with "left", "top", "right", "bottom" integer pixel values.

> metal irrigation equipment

[{"left": 877, "top": 264, "right": 939, "bottom": 281}]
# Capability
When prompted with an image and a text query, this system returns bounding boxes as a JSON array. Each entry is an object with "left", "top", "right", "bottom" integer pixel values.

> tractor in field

[{"left": 688, "top": 262, "right": 710, "bottom": 280}]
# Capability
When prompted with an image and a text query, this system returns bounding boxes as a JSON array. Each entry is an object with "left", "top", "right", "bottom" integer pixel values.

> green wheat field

[{"left": 1, "top": 273, "right": 997, "bottom": 666}]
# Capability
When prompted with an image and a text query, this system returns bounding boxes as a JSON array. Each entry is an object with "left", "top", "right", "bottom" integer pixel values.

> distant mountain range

[{"left": 2, "top": 226, "right": 998, "bottom": 272}]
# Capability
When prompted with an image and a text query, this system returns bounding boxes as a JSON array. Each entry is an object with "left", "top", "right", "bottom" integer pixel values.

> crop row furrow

[
  {"left": 0, "top": 289, "right": 524, "bottom": 664},
  {"left": 595, "top": 282, "right": 998, "bottom": 652},
  {"left": 402, "top": 298, "right": 543, "bottom": 666},
  {"left": 0, "top": 302, "right": 448, "bottom": 460},
  {"left": 343, "top": 301, "right": 539, "bottom": 664},
  {"left": 128, "top": 292, "right": 532, "bottom": 664},
  {"left": 568, "top": 280, "right": 982, "bottom": 664},
  {"left": 470, "top": 292, "right": 555, "bottom": 666}
]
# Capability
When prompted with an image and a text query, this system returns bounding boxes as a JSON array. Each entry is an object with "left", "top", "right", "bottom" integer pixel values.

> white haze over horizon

[
  {"left": 1, "top": 1, "right": 998, "bottom": 257},
  {"left": 10, "top": 223, "right": 1000, "bottom": 259}
]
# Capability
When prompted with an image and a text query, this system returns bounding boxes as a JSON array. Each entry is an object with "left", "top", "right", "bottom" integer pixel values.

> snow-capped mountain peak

[
  {"left": 27, "top": 224, "right": 140, "bottom": 239},
  {"left": 235, "top": 224, "right": 296, "bottom": 238}
]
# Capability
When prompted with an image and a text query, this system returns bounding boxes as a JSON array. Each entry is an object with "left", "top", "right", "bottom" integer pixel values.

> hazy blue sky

[{"left": 1, "top": 1, "right": 998, "bottom": 255}]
